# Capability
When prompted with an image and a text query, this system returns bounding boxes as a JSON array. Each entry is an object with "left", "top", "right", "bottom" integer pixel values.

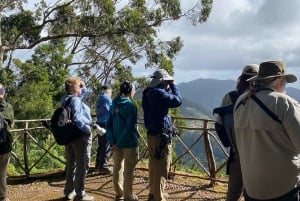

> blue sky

[{"left": 134, "top": 0, "right": 300, "bottom": 89}]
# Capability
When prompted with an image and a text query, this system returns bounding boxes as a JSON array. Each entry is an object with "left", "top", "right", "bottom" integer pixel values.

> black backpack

[
  {"left": 213, "top": 91, "right": 239, "bottom": 148},
  {"left": 50, "top": 97, "right": 84, "bottom": 145},
  {"left": 213, "top": 89, "right": 281, "bottom": 148}
]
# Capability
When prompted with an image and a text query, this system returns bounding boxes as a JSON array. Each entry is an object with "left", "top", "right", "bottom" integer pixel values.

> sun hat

[
  {"left": 247, "top": 60, "right": 297, "bottom": 83},
  {"left": 149, "top": 69, "right": 174, "bottom": 87},
  {"left": 241, "top": 64, "right": 259, "bottom": 76}
]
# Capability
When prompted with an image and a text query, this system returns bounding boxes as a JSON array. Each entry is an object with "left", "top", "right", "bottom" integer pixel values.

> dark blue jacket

[{"left": 142, "top": 83, "right": 182, "bottom": 136}]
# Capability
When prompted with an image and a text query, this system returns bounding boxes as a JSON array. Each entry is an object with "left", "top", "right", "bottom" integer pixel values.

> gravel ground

[{"left": 7, "top": 169, "right": 233, "bottom": 201}]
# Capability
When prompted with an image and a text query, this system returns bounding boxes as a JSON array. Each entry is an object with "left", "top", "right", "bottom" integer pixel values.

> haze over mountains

[{"left": 178, "top": 78, "right": 300, "bottom": 118}]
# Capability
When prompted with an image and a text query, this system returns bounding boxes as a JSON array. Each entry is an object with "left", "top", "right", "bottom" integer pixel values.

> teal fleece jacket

[{"left": 106, "top": 95, "right": 138, "bottom": 148}]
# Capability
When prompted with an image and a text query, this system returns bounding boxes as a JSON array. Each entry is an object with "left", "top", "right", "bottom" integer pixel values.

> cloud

[{"left": 156, "top": 0, "right": 300, "bottom": 87}]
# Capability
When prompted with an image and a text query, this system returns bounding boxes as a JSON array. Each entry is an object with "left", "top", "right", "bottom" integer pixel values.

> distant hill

[
  {"left": 178, "top": 78, "right": 300, "bottom": 118},
  {"left": 178, "top": 78, "right": 236, "bottom": 117}
]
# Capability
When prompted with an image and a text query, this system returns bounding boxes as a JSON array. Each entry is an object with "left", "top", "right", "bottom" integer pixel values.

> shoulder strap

[
  {"left": 251, "top": 95, "right": 282, "bottom": 124},
  {"left": 114, "top": 104, "right": 126, "bottom": 122},
  {"left": 63, "top": 96, "right": 74, "bottom": 120},
  {"left": 63, "top": 96, "right": 73, "bottom": 107},
  {"left": 228, "top": 90, "right": 239, "bottom": 104}
]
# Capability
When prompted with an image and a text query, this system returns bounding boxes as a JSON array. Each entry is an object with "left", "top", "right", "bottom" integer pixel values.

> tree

[
  {"left": 0, "top": 0, "right": 212, "bottom": 82},
  {"left": 0, "top": 0, "right": 213, "bottom": 119},
  {"left": 11, "top": 39, "right": 71, "bottom": 119}
]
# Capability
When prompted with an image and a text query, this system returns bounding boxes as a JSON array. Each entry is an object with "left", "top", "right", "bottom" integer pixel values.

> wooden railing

[{"left": 8, "top": 117, "right": 229, "bottom": 185}]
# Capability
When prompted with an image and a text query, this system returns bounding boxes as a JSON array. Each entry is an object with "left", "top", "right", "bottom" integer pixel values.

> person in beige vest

[{"left": 234, "top": 61, "right": 300, "bottom": 200}]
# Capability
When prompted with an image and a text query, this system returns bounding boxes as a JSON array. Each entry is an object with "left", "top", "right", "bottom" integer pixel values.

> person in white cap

[
  {"left": 215, "top": 64, "right": 259, "bottom": 201},
  {"left": 234, "top": 60, "right": 300, "bottom": 200},
  {"left": 142, "top": 69, "right": 182, "bottom": 201}
]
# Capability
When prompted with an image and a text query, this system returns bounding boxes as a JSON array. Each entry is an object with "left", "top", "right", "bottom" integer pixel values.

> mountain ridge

[{"left": 178, "top": 78, "right": 300, "bottom": 118}]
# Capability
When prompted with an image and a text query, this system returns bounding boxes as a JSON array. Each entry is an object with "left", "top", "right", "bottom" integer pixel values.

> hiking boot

[
  {"left": 97, "top": 167, "right": 112, "bottom": 175},
  {"left": 66, "top": 190, "right": 76, "bottom": 200},
  {"left": 115, "top": 195, "right": 124, "bottom": 201},
  {"left": 124, "top": 194, "right": 138, "bottom": 201},
  {"left": 74, "top": 193, "right": 94, "bottom": 201}
]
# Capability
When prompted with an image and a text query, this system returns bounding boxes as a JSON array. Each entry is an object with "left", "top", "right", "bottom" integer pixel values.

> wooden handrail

[{"left": 8, "top": 117, "right": 228, "bottom": 186}]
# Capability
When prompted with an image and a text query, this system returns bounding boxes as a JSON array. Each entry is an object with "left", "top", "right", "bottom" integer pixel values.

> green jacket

[
  {"left": 0, "top": 98, "right": 14, "bottom": 154},
  {"left": 0, "top": 98, "right": 14, "bottom": 128},
  {"left": 106, "top": 95, "right": 138, "bottom": 148}
]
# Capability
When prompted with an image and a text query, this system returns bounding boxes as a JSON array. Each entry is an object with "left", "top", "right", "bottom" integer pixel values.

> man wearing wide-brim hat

[
  {"left": 142, "top": 69, "right": 182, "bottom": 201},
  {"left": 234, "top": 60, "right": 300, "bottom": 200}
]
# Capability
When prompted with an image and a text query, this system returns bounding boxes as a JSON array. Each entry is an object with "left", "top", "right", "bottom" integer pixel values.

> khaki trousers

[
  {"left": 147, "top": 135, "right": 172, "bottom": 201},
  {"left": 113, "top": 147, "right": 138, "bottom": 199}
]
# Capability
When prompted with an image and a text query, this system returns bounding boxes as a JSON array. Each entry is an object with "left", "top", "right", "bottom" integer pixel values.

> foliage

[
  {"left": 0, "top": 0, "right": 213, "bottom": 174},
  {"left": 0, "top": 0, "right": 212, "bottom": 95}
]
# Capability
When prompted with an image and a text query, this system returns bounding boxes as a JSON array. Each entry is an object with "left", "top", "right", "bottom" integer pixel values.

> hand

[
  {"left": 94, "top": 124, "right": 106, "bottom": 136},
  {"left": 168, "top": 80, "right": 175, "bottom": 85}
]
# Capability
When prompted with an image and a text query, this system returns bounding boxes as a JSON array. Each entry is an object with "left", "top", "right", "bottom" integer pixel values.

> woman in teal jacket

[{"left": 106, "top": 81, "right": 139, "bottom": 201}]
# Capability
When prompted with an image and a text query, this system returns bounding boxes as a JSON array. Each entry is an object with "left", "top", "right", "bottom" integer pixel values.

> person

[
  {"left": 106, "top": 81, "right": 139, "bottom": 201},
  {"left": 95, "top": 84, "right": 113, "bottom": 174},
  {"left": 62, "top": 77, "right": 94, "bottom": 201},
  {"left": 216, "top": 64, "right": 259, "bottom": 201},
  {"left": 234, "top": 60, "right": 300, "bottom": 200},
  {"left": 0, "top": 83, "right": 14, "bottom": 201},
  {"left": 142, "top": 69, "right": 182, "bottom": 201}
]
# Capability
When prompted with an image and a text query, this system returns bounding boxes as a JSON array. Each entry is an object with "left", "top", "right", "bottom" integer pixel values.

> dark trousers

[
  {"left": 226, "top": 156, "right": 243, "bottom": 201},
  {"left": 95, "top": 133, "right": 111, "bottom": 168},
  {"left": 244, "top": 187, "right": 300, "bottom": 201}
]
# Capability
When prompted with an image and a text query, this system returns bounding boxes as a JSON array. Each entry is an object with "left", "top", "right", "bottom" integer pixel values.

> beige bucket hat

[
  {"left": 149, "top": 69, "right": 174, "bottom": 87},
  {"left": 247, "top": 60, "right": 297, "bottom": 83}
]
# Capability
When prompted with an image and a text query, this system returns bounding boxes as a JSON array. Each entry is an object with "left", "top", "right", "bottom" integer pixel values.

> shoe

[
  {"left": 98, "top": 167, "right": 112, "bottom": 175},
  {"left": 124, "top": 194, "right": 138, "bottom": 201},
  {"left": 66, "top": 190, "right": 76, "bottom": 200},
  {"left": 115, "top": 195, "right": 124, "bottom": 201},
  {"left": 74, "top": 193, "right": 94, "bottom": 201}
]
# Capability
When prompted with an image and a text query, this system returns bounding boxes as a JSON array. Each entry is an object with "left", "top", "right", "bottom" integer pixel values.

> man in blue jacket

[
  {"left": 95, "top": 84, "right": 113, "bottom": 174},
  {"left": 142, "top": 69, "right": 182, "bottom": 201}
]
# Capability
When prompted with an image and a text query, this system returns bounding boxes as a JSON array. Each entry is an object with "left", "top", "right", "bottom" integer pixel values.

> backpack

[
  {"left": 213, "top": 89, "right": 281, "bottom": 148},
  {"left": 0, "top": 110, "right": 13, "bottom": 154},
  {"left": 213, "top": 91, "right": 239, "bottom": 148},
  {"left": 50, "top": 97, "right": 84, "bottom": 145}
]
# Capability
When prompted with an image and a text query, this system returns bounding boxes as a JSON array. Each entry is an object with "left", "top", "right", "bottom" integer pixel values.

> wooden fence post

[
  {"left": 23, "top": 121, "right": 30, "bottom": 178},
  {"left": 203, "top": 119, "right": 217, "bottom": 186}
]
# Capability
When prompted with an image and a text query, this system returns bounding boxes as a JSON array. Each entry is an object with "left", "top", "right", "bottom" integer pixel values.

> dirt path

[{"left": 7, "top": 169, "right": 230, "bottom": 201}]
